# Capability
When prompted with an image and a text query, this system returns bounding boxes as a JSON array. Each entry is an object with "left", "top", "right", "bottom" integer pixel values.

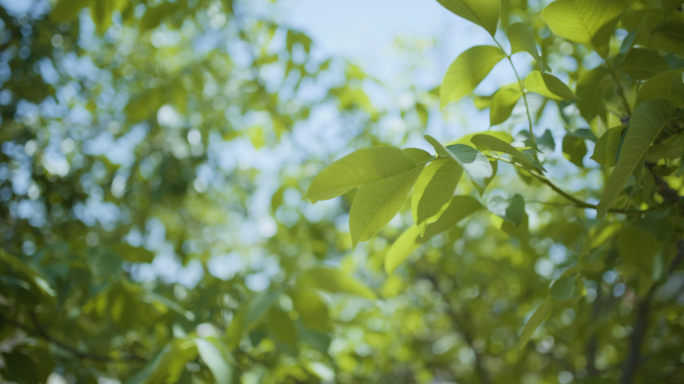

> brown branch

[{"left": 0, "top": 312, "right": 147, "bottom": 364}]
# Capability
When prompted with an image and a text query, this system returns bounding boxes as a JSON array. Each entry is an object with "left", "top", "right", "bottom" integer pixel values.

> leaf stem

[
  {"left": 492, "top": 37, "right": 537, "bottom": 152},
  {"left": 487, "top": 155, "right": 663, "bottom": 215}
]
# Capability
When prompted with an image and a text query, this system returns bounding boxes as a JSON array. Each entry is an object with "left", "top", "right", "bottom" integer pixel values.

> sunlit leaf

[
  {"left": 385, "top": 196, "right": 484, "bottom": 273},
  {"left": 471, "top": 133, "right": 545, "bottom": 172},
  {"left": 524, "top": 71, "right": 573, "bottom": 100},
  {"left": 304, "top": 147, "right": 429, "bottom": 203},
  {"left": 550, "top": 275, "right": 578, "bottom": 301},
  {"left": 597, "top": 98, "right": 676, "bottom": 218},
  {"left": 490, "top": 86, "right": 522, "bottom": 126},
  {"left": 412, "top": 159, "right": 463, "bottom": 227},
  {"left": 435, "top": 0, "right": 500, "bottom": 36},
  {"left": 195, "top": 339, "right": 234, "bottom": 384},
  {"left": 440, "top": 46, "right": 506, "bottom": 108},
  {"left": 349, "top": 160, "right": 425, "bottom": 247},
  {"left": 540, "top": 0, "right": 630, "bottom": 54},
  {"left": 507, "top": 23, "right": 549, "bottom": 71}
]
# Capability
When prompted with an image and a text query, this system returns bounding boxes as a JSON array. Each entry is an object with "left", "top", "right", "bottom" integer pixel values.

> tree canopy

[{"left": 2, "top": 0, "right": 684, "bottom": 383}]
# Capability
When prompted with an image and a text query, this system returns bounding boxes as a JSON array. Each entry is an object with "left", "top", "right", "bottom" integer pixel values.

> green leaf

[
  {"left": 266, "top": 308, "right": 298, "bottom": 348},
  {"left": 471, "top": 134, "right": 545, "bottom": 172},
  {"left": 385, "top": 196, "right": 484, "bottom": 273},
  {"left": 245, "top": 290, "right": 280, "bottom": 325},
  {"left": 435, "top": 0, "right": 500, "bottom": 36},
  {"left": 507, "top": 23, "right": 549, "bottom": 71},
  {"left": 524, "top": 71, "right": 573, "bottom": 100},
  {"left": 591, "top": 125, "right": 627, "bottom": 167},
  {"left": 671, "top": 72, "right": 684, "bottom": 102},
  {"left": 550, "top": 275, "right": 578, "bottom": 301},
  {"left": 540, "top": 0, "right": 630, "bottom": 55},
  {"left": 112, "top": 243, "right": 155, "bottom": 263},
  {"left": 451, "top": 131, "right": 513, "bottom": 146},
  {"left": 517, "top": 298, "right": 554, "bottom": 354},
  {"left": 440, "top": 46, "right": 506, "bottom": 108},
  {"left": 195, "top": 339, "right": 233, "bottom": 384},
  {"left": 490, "top": 86, "right": 522, "bottom": 126},
  {"left": 616, "top": 48, "right": 670, "bottom": 80},
  {"left": 562, "top": 135, "right": 588, "bottom": 168},
  {"left": 661, "top": 0, "right": 684, "bottom": 16},
  {"left": 290, "top": 288, "right": 332, "bottom": 333},
  {"left": 636, "top": 69, "right": 684, "bottom": 108},
  {"left": 298, "top": 266, "right": 376, "bottom": 299},
  {"left": 51, "top": 0, "right": 89, "bottom": 21},
  {"left": 505, "top": 194, "right": 525, "bottom": 227},
  {"left": 536, "top": 129, "right": 556, "bottom": 155},
  {"left": 576, "top": 66, "right": 610, "bottom": 123},
  {"left": 349, "top": 158, "right": 425, "bottom": 247},
  {"left": 425, "top": 136, "right": 493, "bottom": 194},
  {"left": 125, "top": 345, "right": 174, "bottom": 384},
  {"left": 618, "top": 226, "right": 662, "bottom": 276},
  {"left": 597, "top": 98, "right": 676, "bottom": 218},
  {"left": 445, "top": 144, "right": 494, "bottom": 194},
  {"left": 304, "top": 147, "right": 429, "bottom": 203},
  {"left": 412, "top": 159, "right": 463, "bottom": 227},
  {"left": 271, "top": 186, "right": 285, "bottom": 212}
]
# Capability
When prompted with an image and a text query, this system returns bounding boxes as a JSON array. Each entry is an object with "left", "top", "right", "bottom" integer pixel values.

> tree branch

[
  {"left": 0, "top": 312, "right": 147, "bottom": 364},
  {"left": 619, "top": 240, "right": 684, "bottom": 384},
  {"left": 424, "top": 274, "right": 491, "bottom": 384}
]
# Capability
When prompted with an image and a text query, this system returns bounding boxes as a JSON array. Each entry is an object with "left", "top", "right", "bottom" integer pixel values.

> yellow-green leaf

[
  {"left": 490, "top": 86, "right": 522, "bottom": 126},
  {"left": 290, "top": 288, "right": 332, "bottom": 333},
  {"left": 350, "top": 161, "right": 425, "bottom": 247},
  {"left": 517, "top": 298, "right": 554, "bottom": 354},
  {"left": 524, "top": 71, "right": 573, "bottom": 100},
  {"left": 597, "top": 98, "right": 676, "bottom": 218},
  {"left": 424, "top": 135, "right": 494, "bottom": 193},
  {"left": 297, "top": 266, "right": 376, "bottom": 299},
  {"left": 385, "top": 196, "right": 484, "bottom": 273},
  {"left": 304, "top": 147, "right": 429, "bottom": 203},
  {"left": 540, "top": 0, "right": 630, "bottom": 55},
  {"left": 195, "top": 339, "right": 233, "bottom": 384},
  {"left": 440, "top": 46, "right": 506, "bottom": 108},
  {"left": 507, "top": 22, "right": 549, "bottom": 71},
  {"left": 412, "top": 159, "right": 463, "bottom": 227},
  {"left": 471, "top": 134, "right": 545, "bottom": 172},
  {"left": 435, "top": 0, "right": 500, "bottom": 36}
]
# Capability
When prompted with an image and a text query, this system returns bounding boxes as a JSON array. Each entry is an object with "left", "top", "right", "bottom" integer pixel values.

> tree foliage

[{"left": 2, "top": 0, "right": 684, "bottom": 383}]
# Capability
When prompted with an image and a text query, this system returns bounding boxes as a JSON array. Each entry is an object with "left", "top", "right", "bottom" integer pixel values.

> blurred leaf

[
  {"left": 576, "top": 66, "right": 610, "bottom": 123},
  {"left": 195, "top": 338, "right": 234, "bottom": 384},
  {"left": 562, "top": 134, "right": 587, "bottom": 168},
  {"left": 490, "top": 85, "right": 522, "bottom": 126},
  {"left": 507, "top": 23, "right": 549, "bottom": 71},
  {"left": 298, "top": 267, "right": 376, "bottom": 299},
  {"left": 592, "top": 125, "right": 626, "bottom": 167},
  {"left": 290, "top": 288, "right": 332, "bottom": 332},
  {"left": 517, "top": 298, "right": 554, "bottom": 354}
]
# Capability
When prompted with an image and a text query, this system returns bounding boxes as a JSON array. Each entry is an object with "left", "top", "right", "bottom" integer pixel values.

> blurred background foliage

[{"left": 1, "top": 0, "right": 684, "bottom": 384}]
